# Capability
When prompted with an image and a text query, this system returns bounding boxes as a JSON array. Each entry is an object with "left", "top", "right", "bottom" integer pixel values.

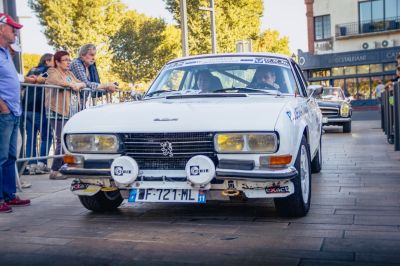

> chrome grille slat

[
  {"left": 320, "top": 107, "right": 339, "bottom": 117},
  {"left": 122, "top": 132, "right": 217, "bottom": 170}
]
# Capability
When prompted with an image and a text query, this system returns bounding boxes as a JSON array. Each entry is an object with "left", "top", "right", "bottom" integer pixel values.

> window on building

[
  {"left": 359, "top": 0, "right": 400, "bottom": 33},
  {"left": 346, "top": 78, "right": 357, "bottom": 98},
  {"left": 333, "top": 79, "right": 345, "bottom": 88},
  {"left": 310, "top": 69, "right": 331, "bottom": 78},
  {"left": 344, "top": 66, "right": 357, "bottom": 75},
  {"left": 370, "top": 64, "right": 383, "bottom": 73},
  {"left": 357, "top": 77, "right": 371, "bottom": 99},
  {"left": 384, "top": 62, "right": 397, "bottom": 71},
  {"left": 332, "top": 67, "right": 344, "bottom": 76},
  {"left": 357, "top": 65, "right": 370, "bottom": 74},
  {"left": 314, "top": 15, "right": 331, "bottom": 40}
]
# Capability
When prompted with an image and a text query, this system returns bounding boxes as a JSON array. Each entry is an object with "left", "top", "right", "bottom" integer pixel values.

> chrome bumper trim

[{"left": 215, "top": 166, "right": 298, "bottom": 181}]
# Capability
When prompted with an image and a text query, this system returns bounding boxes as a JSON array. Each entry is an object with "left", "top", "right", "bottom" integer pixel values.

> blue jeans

[
  {"left": 25, "top": 111, "right": 53, "bottom": 164},
  {"left": 0, "top": 113, "right": 19, "bottom": 201}
]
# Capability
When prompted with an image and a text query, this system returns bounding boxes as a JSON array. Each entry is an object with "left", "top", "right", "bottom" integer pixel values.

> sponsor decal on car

[
  {"left": 189, "top": 165, "right": 210, "bottom": 176},
  {"left": 265, "top": 186, "right": 290, "bottom": 194}
]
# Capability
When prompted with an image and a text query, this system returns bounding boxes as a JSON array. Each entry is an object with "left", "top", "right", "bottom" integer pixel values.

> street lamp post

[
  {"left": 199, "top": 0, "right": 217, "bottom": 54},
  {"left": 180, "top": 0, "right": 189, "bottom": 57}
]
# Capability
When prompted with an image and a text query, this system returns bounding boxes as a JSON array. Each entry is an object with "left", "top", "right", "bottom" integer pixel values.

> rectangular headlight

[
  {"left": 65, "top": 134, "right": 119, "bottom": 153},
  {"left": 215, "top": 133, "right": 277, "bottom": 153}
]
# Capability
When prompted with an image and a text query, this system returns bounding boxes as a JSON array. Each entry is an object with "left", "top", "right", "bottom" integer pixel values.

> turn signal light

[
  {"left": 269, "top": 155, "right": 292, "bottom": 165},
  {"left": 63, "top": 155, "right": 83, "bottom": 166}
]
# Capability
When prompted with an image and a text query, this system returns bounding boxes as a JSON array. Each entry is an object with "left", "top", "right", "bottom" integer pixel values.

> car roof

[{"left": 166, "top": 52, "right": 292, "bottom": 65}]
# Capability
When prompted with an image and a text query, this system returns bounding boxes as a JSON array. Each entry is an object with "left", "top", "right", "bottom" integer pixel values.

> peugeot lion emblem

[{"left": 160, "top": 141, "right": 173, "bottom": 157}]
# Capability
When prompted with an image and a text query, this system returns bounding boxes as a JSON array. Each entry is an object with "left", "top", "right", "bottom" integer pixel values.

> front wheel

[
  {"left": 274, "top": 136, "right": 311, "bottom": 217},
  {"left": 78, "top": 190, "right": 123, "bottom": 212}
]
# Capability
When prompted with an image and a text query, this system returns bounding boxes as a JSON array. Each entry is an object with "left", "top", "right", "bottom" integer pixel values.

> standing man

[
  {"left": 0, "top": 13, "right": 31, "bottom": 213},
  {"left": 70, "top": 44, "right": 118, "bottom": 109},
  {"left": 374, "top": 80, "right": 385, "bottom": 102}
]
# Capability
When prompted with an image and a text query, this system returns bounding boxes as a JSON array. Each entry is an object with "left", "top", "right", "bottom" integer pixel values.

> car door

[{"left": 292, "top": 62, "right": 321, "bottom": 155}]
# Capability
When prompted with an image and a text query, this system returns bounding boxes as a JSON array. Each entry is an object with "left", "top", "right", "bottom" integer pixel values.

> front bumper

[
  {"left": 60, "top": 166, "right": 111, "bottom": 179},
  {"left": 215, "top": 166, "right": 298, "bottom": 181},
  {"left": 60, "top": 165, "right": 298, "bottom": 182},
  {"left": 323, "top": 117, "right": 351, "bottom": 124}
]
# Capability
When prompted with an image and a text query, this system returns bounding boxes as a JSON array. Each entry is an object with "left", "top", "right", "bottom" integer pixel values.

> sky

[{"left": 16, "top": 0, "right": 307, "bottom": 55}]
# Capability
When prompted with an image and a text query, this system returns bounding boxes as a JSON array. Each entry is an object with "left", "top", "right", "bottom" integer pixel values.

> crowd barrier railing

[{"left": 17, "top": 83, "right": 137, "bottom": 185}]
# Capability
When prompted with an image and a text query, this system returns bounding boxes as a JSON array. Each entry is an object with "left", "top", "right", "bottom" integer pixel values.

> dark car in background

[{"left": 316, "top": 87, "right": 352, "bottom": 133}]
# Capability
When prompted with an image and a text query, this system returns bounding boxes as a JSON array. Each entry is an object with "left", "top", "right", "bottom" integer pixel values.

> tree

[
  {"left": 29, "top": 0, "right": 126, "bottom": 82},
  {"left": 164, "top": 0, "right": 263, "bottom": 55},
  {"left": 22, "top": 53, "right": 41, "bottom": 75},
  {"left": 110, "top": 11, "right": 181, "bottom": 84},
  {"left": 252, "top": 29, "right": 290, "bottom": 55}
]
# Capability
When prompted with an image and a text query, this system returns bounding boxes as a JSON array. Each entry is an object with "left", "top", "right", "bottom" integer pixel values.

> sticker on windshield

[{"left": 164, "top": 56, "right": 290, "bottom": 70}]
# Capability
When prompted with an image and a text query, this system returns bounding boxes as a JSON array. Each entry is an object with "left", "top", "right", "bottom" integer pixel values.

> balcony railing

[{"left": 335, "top": 17, "right": 400, "bottom": 38}]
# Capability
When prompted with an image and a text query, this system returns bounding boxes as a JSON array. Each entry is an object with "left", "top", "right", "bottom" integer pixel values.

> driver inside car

[{"left": 250, "top": 66, "right": 280, "bottom": 90}]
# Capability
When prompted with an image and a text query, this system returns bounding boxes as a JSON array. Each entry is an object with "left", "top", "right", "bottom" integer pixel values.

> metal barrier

[
  {"left": 17, "top": 83, "right": 136, "bottom": 179},
  {"left": 381, "top": 81, "right": 400, "bottom": 151}
]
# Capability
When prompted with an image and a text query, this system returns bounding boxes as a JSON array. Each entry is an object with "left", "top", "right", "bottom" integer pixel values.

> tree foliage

[
  {"left": 22, "top": 53, "right": 41, "bottom": 75},
  {"left": 164, "top": 0, "right": 263, "bottom": 55},
  {"left": 29, "top": 0, "right": 126, "bottom": 83},
  {"left": 252, "top": 29, "right": 290, "bottom": 55},
  {"left": 110, "top": 11, "right": 181, "bottom": 84}
]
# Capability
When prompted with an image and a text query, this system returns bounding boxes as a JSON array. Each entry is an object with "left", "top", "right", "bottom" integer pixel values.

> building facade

[{"left": 299, "top": 0, "right": 400, "bottom": 102}]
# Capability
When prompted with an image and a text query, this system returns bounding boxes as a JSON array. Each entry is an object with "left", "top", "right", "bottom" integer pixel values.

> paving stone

[{"left": 322, "top": 238, "right": 400, "bottom": 253}]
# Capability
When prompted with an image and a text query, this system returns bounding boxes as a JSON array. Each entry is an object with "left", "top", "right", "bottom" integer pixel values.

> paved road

[{"left": 2, "top": 116, "right": 400, "bottom": 266}]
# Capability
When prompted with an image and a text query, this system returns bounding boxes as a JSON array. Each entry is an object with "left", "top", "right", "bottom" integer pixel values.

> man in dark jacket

[{"left": 22, "top": 53, "right": 54, "bottom": 174}]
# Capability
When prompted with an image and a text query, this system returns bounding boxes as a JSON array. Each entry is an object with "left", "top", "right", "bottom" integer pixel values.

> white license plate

[{"left": 128, "top": 189, "right": 206, "bottom": 203}]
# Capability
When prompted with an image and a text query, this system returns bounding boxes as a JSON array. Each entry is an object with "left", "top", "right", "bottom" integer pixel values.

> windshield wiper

[
  {"left": 146, "top": 90, "right": 181, "bottom": 97},
  {"left": 212, "top": 87, "right": 279, "bottom": 94}
]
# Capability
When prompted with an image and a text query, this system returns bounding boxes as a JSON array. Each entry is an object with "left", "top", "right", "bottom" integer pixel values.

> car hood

[{"left": 63, "top": 95, "right": 291, "bottom": 133}]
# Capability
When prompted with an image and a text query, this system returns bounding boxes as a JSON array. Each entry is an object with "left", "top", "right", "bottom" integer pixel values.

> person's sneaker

[
  {"left": 49, "top": 170, "right": 67, "bottom": 180},
  {"left": 6, "top": 196, "right": 31, "bottom": 207},
  {"left": 36, "top": 162, "right": 50, "bottom": 174},
  {"left": 21, "top": 181, "right": 32, "bottom": 189},
  {"left": 27, "top": 164, "right": 38, "bottom": 175},
  {"left": 0, "top": 202, "right": 12, "bottom": 213}
]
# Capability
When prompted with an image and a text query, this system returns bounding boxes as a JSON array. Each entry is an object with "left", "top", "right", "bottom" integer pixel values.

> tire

[
  {"left": 311, "top": 136, "right": 322, "bottom": 173},
  {"left": 343, "top": 121, "right": 351, "bottom": 133},
  {"left": 78, "top": 190, "right": 123, "bottom": 212},
  {"left": 274, "top": 136, "right": 311, "bottom": 217}
]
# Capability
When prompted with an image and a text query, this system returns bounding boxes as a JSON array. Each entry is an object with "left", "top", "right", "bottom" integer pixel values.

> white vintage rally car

[{"left": 61, "top": 53, "right": 323, "bottom": 217}]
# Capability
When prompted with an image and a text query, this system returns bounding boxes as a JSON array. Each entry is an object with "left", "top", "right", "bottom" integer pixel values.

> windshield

[
  {"left": 146, "top": 56, "right": 299, "bottom": 97},
  {"left": 317, "top": 87, "right": 345, "bottom": 101}
]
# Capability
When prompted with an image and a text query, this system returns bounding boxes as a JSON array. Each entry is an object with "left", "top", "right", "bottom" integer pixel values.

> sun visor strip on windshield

[
  {"left": 164, "top": 56, "right": 290, "bottom": 71},
  {"left": 166, "top": 94, "right": 248, "bottom": 99}
]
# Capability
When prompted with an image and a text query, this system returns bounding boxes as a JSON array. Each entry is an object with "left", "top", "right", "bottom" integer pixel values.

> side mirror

[
  {"left": 306, "top": 85, "right": 323, "bottom": 97},
  {"left": 131, "top": 91, "right": 143, "bottom": 101},
  {"left": 345, "top": 97, "right": 352, "bottom": 103}
]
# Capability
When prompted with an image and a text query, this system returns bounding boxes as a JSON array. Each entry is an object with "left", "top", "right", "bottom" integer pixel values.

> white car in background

[{"left": 61, "top": 53, "right": 323, "bottom": 217}]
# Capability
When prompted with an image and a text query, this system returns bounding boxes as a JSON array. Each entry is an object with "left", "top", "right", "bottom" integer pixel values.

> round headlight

[{"left": 340, "top": 103, "right": 350, "bottom": 117}]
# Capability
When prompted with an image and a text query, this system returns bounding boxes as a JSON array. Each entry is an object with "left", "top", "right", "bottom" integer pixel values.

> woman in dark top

[{"left": 22, "top": 53, "right": 54, "bottom": 174}]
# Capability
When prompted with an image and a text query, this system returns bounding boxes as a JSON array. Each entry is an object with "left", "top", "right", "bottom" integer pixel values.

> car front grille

[
  {"left": 320, "top": 107, "right": 339, "bottom": 117},
  {"left": 121, "top": 132, "right": 217, "bottom": 170}
]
